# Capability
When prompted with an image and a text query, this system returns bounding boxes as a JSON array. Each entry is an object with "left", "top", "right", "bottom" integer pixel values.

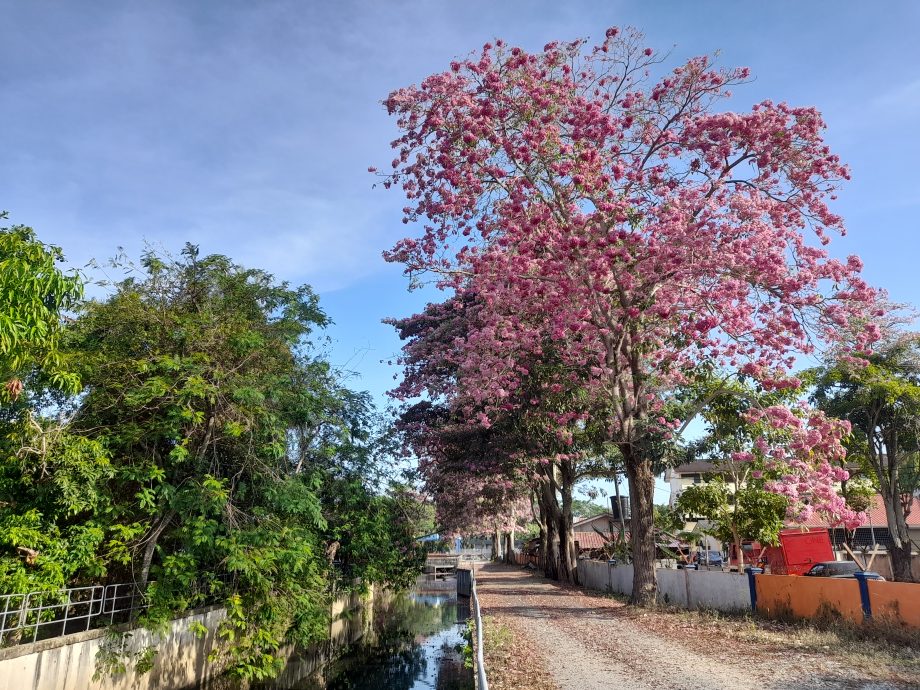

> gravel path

[{"left": 475, "top": 563, "right": 911, "bottom": 690}]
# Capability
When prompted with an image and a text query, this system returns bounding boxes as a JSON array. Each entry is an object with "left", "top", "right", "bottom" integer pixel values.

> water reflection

[
  {"left": 251, "top": 589, "right": 472, "bottom": 690},
  {"left": 322, "top": 591, "right": 472, "bottom": 690}
]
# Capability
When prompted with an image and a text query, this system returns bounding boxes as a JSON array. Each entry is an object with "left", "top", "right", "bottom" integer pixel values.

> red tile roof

[{"left": 796, "top": 495, "right": 920, "bottom": 528}]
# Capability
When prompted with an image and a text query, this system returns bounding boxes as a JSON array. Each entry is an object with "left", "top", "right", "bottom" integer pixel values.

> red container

[
  {"left": 763, "top": 528, "right": 833, "bottom": 575},
  {"left": 729, "top": 540, "right": 763, "bottom": 569}
]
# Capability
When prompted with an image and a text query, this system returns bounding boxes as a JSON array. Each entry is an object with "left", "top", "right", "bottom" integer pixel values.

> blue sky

[{"left": 3, "top": 1, "right": 918, "bottom": 502}]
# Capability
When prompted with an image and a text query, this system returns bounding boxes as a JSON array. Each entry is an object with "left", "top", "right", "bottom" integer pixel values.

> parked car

[
  {"left": 831, "top": 571, "right": 885, "bottom": 581},
  {"left": 803, "top": 561, "right": 885, "bottom": 580},
  {"left": 693, "top": 550, "right": 724, "bottom": 567}
]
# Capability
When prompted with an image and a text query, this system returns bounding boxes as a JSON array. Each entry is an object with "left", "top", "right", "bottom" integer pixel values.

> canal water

[
  {"left": 244, "top": 588, "right": 473, "bottom": 690},
  {"left": 319, "top": 591, "right": 472, "bottom": 689}
]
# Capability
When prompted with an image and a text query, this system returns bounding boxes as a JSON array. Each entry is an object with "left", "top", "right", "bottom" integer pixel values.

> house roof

[
  {"left": 797, "top": 495, "right": 920, "bottom": 529},
  {"left": 573, "top": 513, "right": 614, "bottom": 527},
  {"left": 673, "top": 460, "right": 862, "bottom": 478},
  {"left": 573, "top": 532, "right": 614, "bottom": 550},
  {"left": 671, "top": 461, "right": 718, "bottom": 475}
]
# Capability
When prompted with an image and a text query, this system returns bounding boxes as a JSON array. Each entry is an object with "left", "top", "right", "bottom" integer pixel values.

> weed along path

[{"left": 474, "top": 564, "right": 916, "bottom": 690}]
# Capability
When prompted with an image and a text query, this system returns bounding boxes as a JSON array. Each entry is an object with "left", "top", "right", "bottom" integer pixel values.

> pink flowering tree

[
  {"left": 379, "top": 28, "right": 877, "bottom": 604},
  {"left": 677, "top": 376, "right": 864, "bottom": 568},
  {"left": 391, "top": 299, "right": 614, "bottom": 581},
  {"left": 750, "top": 406, "right": 862, "bottom": 527},
  {"left": 397, "top": 398, "right": 534, "bottom": 560}
]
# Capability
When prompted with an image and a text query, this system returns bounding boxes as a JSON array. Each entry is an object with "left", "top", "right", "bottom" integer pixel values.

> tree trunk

[
  {"left": 491, "top": 526, "right": 502, "bottom": 561},
  {"left": 886, "top": 494, "right": 915, "bottom": 582},
  {"left": 139, "top": 510, "right": 175, "bottom": 589},
  {"left": 624, "top": 450, "right": 657, "bottom": 605},
  {"left": 890, "top": 542, "right": 913, "bottom": 582},
  {"left": 613, "top": 472, "right": 628, "bottom": 556},
  {"left": 878, "top": 465, "right": 916, "bottom": 582},
  {"left": 533, "top": 489, "right": 547, "bottom": 569},
  {"left": 503, "top": 529, "right": 515, "bottom": 564},
  {"left": 732, "top": 527, "right": 744, "bottom": 574},
  {"left": 557, "top": 458, "right": 579, "bottom": 585},
  {"left": 538, "top": 474, "right": 560, "bottom": 580}
]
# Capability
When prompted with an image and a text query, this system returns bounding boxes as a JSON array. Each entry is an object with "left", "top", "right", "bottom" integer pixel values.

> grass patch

[
  {"left": 481, "top": 615, "right": 514, "bottom": 663},
  {"left": 478, "top": 615, "right": 557, "bottom": 690}
]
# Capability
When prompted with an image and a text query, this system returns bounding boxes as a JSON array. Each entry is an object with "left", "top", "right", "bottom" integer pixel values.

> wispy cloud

[{"left": 873, "top": 78, "right": 920, "bottom": 115}]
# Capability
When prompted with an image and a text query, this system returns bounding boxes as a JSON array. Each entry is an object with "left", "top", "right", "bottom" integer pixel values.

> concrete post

[
  {"left": 853, "top": 572, "right": 872, "bottom": 621},
  {"left": 745, "top": 567, "right": 763, "bottom": 612}
]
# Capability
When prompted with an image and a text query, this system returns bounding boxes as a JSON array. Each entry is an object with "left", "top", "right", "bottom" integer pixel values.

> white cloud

[{"left": 873, "top": 79, "right": 920, "bottom": 115}]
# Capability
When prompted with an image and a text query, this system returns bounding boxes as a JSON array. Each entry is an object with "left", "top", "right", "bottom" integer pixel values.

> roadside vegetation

[
  {"left": 0, "top": 221, "right": 430, "bottom": 680},
  {"left": 479, "top": 615, "right": 556, "bottom": 690}
]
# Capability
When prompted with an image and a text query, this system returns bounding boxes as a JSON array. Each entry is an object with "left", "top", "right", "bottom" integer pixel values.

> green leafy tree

[
  {"left": 0, "top": 215, "right": 83, "bottom": 399},
  {"left": 674, "top": 375, "right": 791, "bottom": 564},
  {"left": 653, "top": 504, "right": 685, "bottom": 535},
  {"left": 571, "top": 498, "right": 607, "bottom": 520},
  {"left": 2, "top": 237, "right": 427, "bottom": 679},
  {"left": 677, "top": 478, "right": 787, "bottom": 565},
  {"left": 0, "top": 219, "right": 100, "bottom": 594},
  {"left": 811, "top": 333, "right": 920, "bottom": 582},
  {"left": 44, "top": 245, "right": 422, "bottom": 677}
]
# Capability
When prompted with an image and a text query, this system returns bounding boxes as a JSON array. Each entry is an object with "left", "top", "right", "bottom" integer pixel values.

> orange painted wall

[
  {"left": 755, "top": 574, "right": 863, "bottom": 624},
  {"left": 867, "top": 580, "right": 920, "bottom": 627}
]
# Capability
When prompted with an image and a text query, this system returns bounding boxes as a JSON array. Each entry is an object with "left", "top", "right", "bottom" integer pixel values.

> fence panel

[
  {"left": 578, "top": 560, "right": 609, "bottom": 592},
  {"left": 867, "top": 580, "right": 920, "bottom": 627},
  {"left": 0, "top": 583, "right": 149, "bottom": 648},
  {"left": 470, "top": 567, "right": 489, "bottom": 690},
  {"left": 686, "top": 570, "right": 750, "bottom": 612},
  {"left": 755, "top": 574, "right": 863, "bottom": 624},
  {"left": 456, "top": 568, "right": 472, "bottom": 598}
]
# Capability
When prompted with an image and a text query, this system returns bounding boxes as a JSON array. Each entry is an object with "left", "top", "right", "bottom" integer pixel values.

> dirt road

[{"left": 475, "top": 563, "right": 914, "bottom": 690}]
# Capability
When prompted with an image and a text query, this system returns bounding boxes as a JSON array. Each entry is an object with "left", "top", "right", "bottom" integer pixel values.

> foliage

[
  {"left": 0, "top": 215, "right": 83, "bottom": 399},
  {"left": 678, "top": 373, "right": 860, "bottom": 529},
  {"left": 572, "top": 498, "right": 607, "bottom": 519},
  {"left": 319, "top": 477, "right": 427, "bottom": 590},
  {"left": 0, "top": 221, "right": 102, "bottom": 594},
  {"left": 1, "top": 235, "right": 428, "bottom": 679},
  {"left": 653, "top": 504, "right": 685, "bottom": 535},
  {"left": 810, "top": 332, "right": 920, "bottom": 580},
  {"left": 379, "top": 26, "right": 877, "bottom": 601},
  {"left": 677, "top": 478, "right": 787, "bottom": 548}
]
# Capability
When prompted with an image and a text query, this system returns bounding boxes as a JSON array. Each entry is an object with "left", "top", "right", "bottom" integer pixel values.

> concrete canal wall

[
  {"left": 0, "top": 588, "right": 375, "bottom": 690},
  {"left": 0, "top": 606, "right": 227, "bottom": 690}
]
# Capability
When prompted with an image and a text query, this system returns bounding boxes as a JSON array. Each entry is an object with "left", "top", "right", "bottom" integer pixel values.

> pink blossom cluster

[
  {"left": 382, "top": 27, "right": 879, "bottom": 535},
  {"left": 745, "top": 406, "right": 865, "bottom": 529}
]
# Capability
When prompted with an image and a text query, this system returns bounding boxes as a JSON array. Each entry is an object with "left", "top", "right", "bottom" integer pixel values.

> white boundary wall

[
  {"left": 685, "top": 569, "right": 750, "bottom": 611},
  {"left": 577, "top": 560, "right": 750, "bottom": 612}
]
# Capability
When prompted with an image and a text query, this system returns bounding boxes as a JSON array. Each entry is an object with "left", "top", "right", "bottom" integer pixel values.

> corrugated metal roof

[{"left": 573, "top": 532, "right": 614, "bottom": 550}]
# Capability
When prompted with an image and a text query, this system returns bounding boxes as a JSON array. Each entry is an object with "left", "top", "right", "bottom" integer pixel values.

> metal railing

[
  {"left": 470, "top": 566, "right": 489, "bottom": 690},
  {"left": 457, "top": 547, "right": 492, "bottom": 560},
  {"left": 0, "top": 582, "right": 150, "bottom": 647}
]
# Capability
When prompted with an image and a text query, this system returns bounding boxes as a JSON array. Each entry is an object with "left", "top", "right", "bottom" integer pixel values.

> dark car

[
  {"left": 693, "top": 550, "right": 724, "bottom": 567},
  {"left": 831, "top": 571, "right": 885, "bottom": 581},
  {"left": 803, "top": 561, "right": 885, "bottom": 580}
]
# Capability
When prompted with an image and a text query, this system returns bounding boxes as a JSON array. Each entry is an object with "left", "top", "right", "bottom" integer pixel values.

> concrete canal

[
  {"left": 316, "top": 590, "right": 472, "bottom": 689},
  {"left": 207, "top": 582, "right": 473, "bottom": 690}
]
